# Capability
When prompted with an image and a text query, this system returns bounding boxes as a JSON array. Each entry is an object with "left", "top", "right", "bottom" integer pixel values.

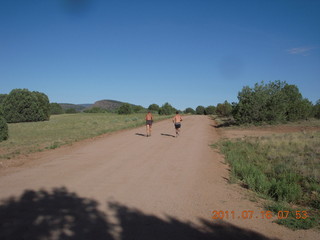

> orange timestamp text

[{"left": 212, "top": 210, "right": 309, "bottom": 220}]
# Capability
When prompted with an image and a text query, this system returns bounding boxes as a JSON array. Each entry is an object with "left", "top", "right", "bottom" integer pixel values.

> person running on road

[
  {"left": 172, "top": 111, "right": 183, "bottom": 137},
  {"left": 145, "top": 111, "right": 153, "bottom": 137}
]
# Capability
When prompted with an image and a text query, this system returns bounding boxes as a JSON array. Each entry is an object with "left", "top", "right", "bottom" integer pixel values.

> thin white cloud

[{"left": 287, "top": 47, "right": 315, "bottom": 56}]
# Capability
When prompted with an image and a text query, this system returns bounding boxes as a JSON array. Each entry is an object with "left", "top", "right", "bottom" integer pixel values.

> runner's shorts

[
  {"left": 174, "top": 123, "right": 181, "bottom": 129},
  {"left": 146, "top": 120, "right": 153, "bottom": 125}
]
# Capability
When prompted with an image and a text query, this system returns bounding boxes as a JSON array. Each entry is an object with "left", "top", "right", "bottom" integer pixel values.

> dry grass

[{"left": 0, "top": 113, "right": 171, "bottom": 160}]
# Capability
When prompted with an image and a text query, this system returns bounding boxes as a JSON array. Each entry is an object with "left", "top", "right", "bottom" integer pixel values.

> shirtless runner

[
  {"left": 172, "top": 111, "right": 183, "bottom": 137},
  {"left": 145, "top": 111, "right": 153, "bottom": 137}
]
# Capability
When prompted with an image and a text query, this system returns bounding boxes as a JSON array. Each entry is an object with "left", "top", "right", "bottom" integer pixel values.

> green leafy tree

[
  {"left": 65, "top": 108, "right": 78, "bottom": 114},
  {"left": 216, "top": 101, "right": 232, "bottom": 117},
  {"left": 0, "top": 94, "right": 7, "bottom": 105},
  {"left": 158, "top": 102, "right": 175, "bottom": 115},
  {"left": 184, "top": 107, "right": 195, "bottom": 114},
  {"left": 148, "top": 104, "right": 160, "bottom": 112},
  {"left": 133, "top": 105, "right": 145, "bottom": 113},
  {"left": 205, "top": 105, "right": 216, "bottom": 115},
  {"left": 118, "top": 103, "right": 133, "bottom": 114},
  {"left": 313, "top": 100, "right": 320, "bottom": 119},
  {"left": 196, "top": 106, "right": 205, "bottom": 115},
  {"left": 0, "top": 116, "right": 8, "bottom": 142},
  {"left": 3, "top": 89, "right": 50, "bottom": 123},
  {"left": 50, "top": 103, "right": 64, "bottom": 115},
  {"left": 0, "top": 94, "right": 6, "bottom": 116},
  {"left": 232, "top": 81, "right": 312, "bottom": 124}
]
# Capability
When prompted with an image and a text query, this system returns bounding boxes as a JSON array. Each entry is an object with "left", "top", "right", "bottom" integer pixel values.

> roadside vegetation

[
  {"left": 0, "top": 113, "right": 172, "bottom": 161},
  {"left": 214, "top": 130, "right": 320, "bottom": 230}
]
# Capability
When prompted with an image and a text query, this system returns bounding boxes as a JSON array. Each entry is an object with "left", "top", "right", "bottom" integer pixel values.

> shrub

[
  {"left": 195, "top": 105, "right": 205, "bottom": 115},
  {"left": 0, "top": 116, "right": 8, "bottom": 142},
  {"left": 33, "top": 91, "right": 50, "bottom": 121},
  {"left": 313, "top": 99, "right": 320, "bottom": 119},
  {"left": 3, "top": 89, "right": 50, "bottom": 123},
  {"left": 118, "top": 103, "right": 133, "bottom": 114},
  {"left": 132, "top": 105, "right": 145, "bottom": 113},
  {"left": 50, "top": 103, "right": 64, "bottom": 115},
  {"left": 158, "top": 103, "right": 175, "bottom": 115},
  {"left": 65, "top": 108, "right": 78, "bottom": 114},
  {"left": 148, "top": 104, "right": 160, "bottom": 112},
  {"left": 184, "top": 107, "right": 195, "bottom": 114},
  {"left": 216, "top": 101, "right": 232, "bottom": 117},
  {"left": 205, "top": 105, "right": 216, "bottom": 115},
  {"left": 232, "top": 81, "right": 312, "bottom": 124}
]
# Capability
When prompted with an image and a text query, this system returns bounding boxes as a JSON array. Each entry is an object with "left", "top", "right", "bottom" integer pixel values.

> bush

[
  {"left": 65, "top": 108, "right": 78, "bottom": 114},
  {"left": 0, "top": 116, "right": 8, "bottom": 142},
  {"left": 158, "top": 103, "right": 175, "bottom": 115},
  {"left": 216, "top": 101, "right": 232, "bottom": 117},
  {"left": 232, "top": 81, "right": 312, "bottom": 124},
  {"left": 313, "top": 99, "right": 320, "bottom": 119},
  {"left": 184, "top": 107, "right": 195, "bottom": 114},
  {"left": 148, "top": 104, "right": 160, "bottom": 112},
  {"left": 195, "top": 106, "right": 205, "bottom": 115},
  {"left": 3, "top": 89, "right": 50, "bottom": 123},
  {"left": 205, "top": 106, "right": 216, "bottom": 115},
  {"left": 132, "top": 105, "right": 145, "bottom": 113},
  {"left": 118, "top": 103, "right": 133, "bottom": 114},
  {"left": 50, "top": 103, "right": 64, "bottom": 115}
]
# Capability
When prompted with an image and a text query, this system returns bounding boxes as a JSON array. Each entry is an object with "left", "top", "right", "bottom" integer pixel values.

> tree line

[{"left": 1, "top": 82, "right": 320, "bottom": 142}]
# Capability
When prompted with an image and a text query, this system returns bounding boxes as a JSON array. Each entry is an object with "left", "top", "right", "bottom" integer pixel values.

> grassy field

[
  {"left": 214, "top": 130, "right": 320, "bottom": 230},
  {"left": 0, "top": 113, "right": 171, "bottom": 160}
]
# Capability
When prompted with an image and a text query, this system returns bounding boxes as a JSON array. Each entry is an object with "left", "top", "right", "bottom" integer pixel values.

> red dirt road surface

[{"left": 0, "top": 115, "right": 318, "bottom": 239}]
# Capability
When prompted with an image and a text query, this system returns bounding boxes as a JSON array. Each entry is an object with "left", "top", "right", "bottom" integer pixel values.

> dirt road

[{"left": 0, "top": 115, "right": 318, "bottom": 239}]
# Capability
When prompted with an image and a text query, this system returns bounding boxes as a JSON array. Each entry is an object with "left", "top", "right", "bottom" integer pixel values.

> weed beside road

[{"left": 214, "top": 131, "right": 320, "bottom": 230}]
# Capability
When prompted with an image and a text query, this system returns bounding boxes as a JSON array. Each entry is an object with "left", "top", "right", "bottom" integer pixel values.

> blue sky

[{"left": 1, "top": 0, "right": 319, "bottom": 110}]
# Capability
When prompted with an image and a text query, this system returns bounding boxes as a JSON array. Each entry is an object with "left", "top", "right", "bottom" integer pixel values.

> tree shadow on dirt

[
  {"left": 109, "top": 202, "right": 277, "bottom": 240},
  {"left": 0, "top": 187, "right": 112, "bottom": 240},
  {"left": 0, "top": 187, "right": 278, "bottom": 240}
]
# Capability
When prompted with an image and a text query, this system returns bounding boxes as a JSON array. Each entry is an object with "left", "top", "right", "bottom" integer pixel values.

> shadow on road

[
  {"left": 161, "top": 133, "right": 176, "bottom": 138},
  {"left": 0, "top": 187, "right": 278, "bottom": 240},
  {"left": 135, "top": 133, "right": 147, "bottom": 137}
]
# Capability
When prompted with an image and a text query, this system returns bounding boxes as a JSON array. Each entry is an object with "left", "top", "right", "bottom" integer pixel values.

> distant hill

[
  {"left": 58, "top": 100, "right": 127, "bottom": 112},
  {"left": 91, "top": 100, "right": 124, "bottom": 111}
]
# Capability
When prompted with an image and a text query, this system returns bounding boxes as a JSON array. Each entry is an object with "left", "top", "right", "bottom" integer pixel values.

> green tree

[
  {"left": 33, "top": 91, "right": 50, "bottom": 121},
  {"left": 158, "top": 103, "right": 175, "bottom": 115},
  {"left": 0, "top": 94, "right": 7, "bottom": 105},
  {"left": 313, "top": 99, "right": 320, "bottom": 119},
  {"left": 65, "top": 108, "right": 78, "bottom": 114},
  {"left": 196, "top": 106, "right": 205, "bottom": 115},
  {"left": 0, "top": 116, "right": 8, "bottom": 142},
  {"left": 184, "top": 107, "right": 195, "bottom": 114},
  {"left": 232, "top": 81, "right": 312, "bottom": 124},
  {"left": 118, "top": 103, "right": 133, "bottom": 114},
  {"left": 3, "top": 89, "right": 50, "bottom": 123},
  {"left": 0, "top": 94, "right": 7, "bottom": 116},
  {"left": 148, "top": 104, "right": 160, "bottom": 112},
  {"left": 50, "top": 103, "right": 64, "bottom": 115},
  {"left": 132, "top": 105, "right": 145, "bottom": 113},
  {"left": 216, "top": 101, "right": 232, "bottom": 117},
  {"left": 205, "top": 105, "right": 216, "bottom": 115}
]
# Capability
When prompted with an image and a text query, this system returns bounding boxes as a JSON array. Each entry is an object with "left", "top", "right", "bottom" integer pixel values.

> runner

[
  {"left": 145, "top": 111, "right": 153, "bottom": 137},
  {"left": 172, "top": 111, "right": 183, "bottom": 137}
]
